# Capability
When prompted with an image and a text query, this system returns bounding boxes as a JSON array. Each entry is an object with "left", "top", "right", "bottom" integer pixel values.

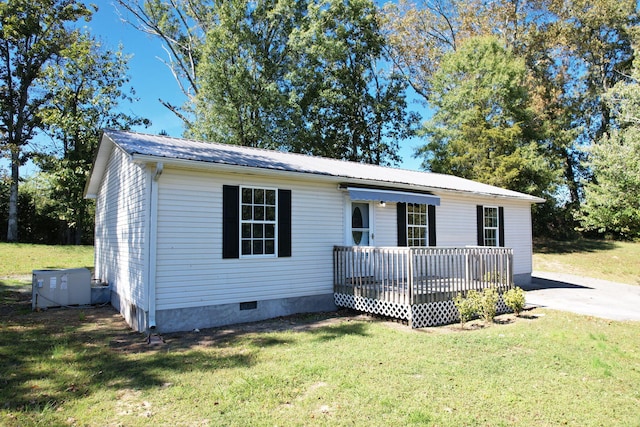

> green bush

[
  {"left": 453, "top": 290, "right": 479, "bottom": 329},
  {"left": 478, "top": 287, "right": 499, "bottom": 323},
  {"left": 503, "top": 286, "right": 526, "bottom": 316}
]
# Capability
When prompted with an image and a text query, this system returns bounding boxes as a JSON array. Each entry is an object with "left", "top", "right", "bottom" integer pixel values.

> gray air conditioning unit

[{"left": 32, "top": 268, "right": 91, "bottom": 310}]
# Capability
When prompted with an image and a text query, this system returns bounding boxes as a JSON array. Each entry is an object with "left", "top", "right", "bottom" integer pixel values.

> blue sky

[
  {"left": 6, "top": 0, "right": 426, "bottom": 175},
  {"left": 86, "top": 1, "right": 187, "bottom": 137}
]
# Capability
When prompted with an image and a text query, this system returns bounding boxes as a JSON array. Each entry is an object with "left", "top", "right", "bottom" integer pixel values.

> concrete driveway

[{"left": 522, "top": 271, "right": 640, "bottom": 321}]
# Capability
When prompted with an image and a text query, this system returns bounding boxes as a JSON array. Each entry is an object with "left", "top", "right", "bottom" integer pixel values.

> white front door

[{"left": 351, "top": 202, "right": 371, "bottom": 246}]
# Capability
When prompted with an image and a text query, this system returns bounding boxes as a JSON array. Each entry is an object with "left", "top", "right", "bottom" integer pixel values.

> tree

[
  {"left": 0, "top": 171, "right": 62, "bottom": 243},
  {"left": 38, "top": 35, "right": 149, "bottom": 244},
  {"left": 0, "top": 0, "right": 92, "bottom": 242},
  {"left": 115, "top": 0, "right": 211, "bottom": 126},
  {"left": 382, "top": 0, "right": 637, "bottom": 237},
  {"left": 543, "top": 0, "right": 637, "bottom": 204},
  {"left": 125, "top": 0, "right": 417, "bottom": 164},
  {"left": 290, "top": 0, "right": 418, "bottom": 164},
  {"left": 189, "top": 0, "right": 307, "bottom": 149},
  {"left": 580, "top": 50, "right": 640, "bottom": 238},
  {"left": 418, "top": 36, "right": 558, "bottom": 196}
]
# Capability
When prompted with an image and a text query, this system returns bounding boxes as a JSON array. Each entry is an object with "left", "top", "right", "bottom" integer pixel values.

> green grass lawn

[
  {"left": 2, "top": 242, "right": 640, "bottom": 426},
  {"left": 1, "top": 307, "right": 639, "bottom": 426},
  {"left": 0, "top": 243, "right": 94, "bottom": 278},
  {"left": 533, "top": 238, "right": 640, "bottom": 285}
]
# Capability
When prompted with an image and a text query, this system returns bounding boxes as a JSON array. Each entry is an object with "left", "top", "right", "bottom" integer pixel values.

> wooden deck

[{"left": 333, "top": 246, "right": 514, "bottom": 327}]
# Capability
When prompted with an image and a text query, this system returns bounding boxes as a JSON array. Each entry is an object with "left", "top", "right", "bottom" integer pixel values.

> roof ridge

[{"left": 103, "top": 129, "right": 431, "bottom": 176}]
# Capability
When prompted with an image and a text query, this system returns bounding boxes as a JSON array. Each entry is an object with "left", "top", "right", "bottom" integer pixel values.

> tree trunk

[
  {"left": 7, "top": 150, "right": 19, "bottom": 242},
  {"left": 74, "top": 202, "right": 84, "bottom": 245},
  {"left": 564, "top": 149, "right": 581, "bottom": 205}
]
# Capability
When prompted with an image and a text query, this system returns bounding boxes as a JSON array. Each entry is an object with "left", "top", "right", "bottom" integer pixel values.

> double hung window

[
  {"left": 223, "top": 185, "right": 291, "bottom": 259},
  {"left": 476, "top": 205, "right": 504, "bottom": 247},
  {"left": 407, "top": 203, "right": 428, "bottom": 246},
  {"left": 241, "top": 187, "right": 277, "bottom": 256},
  {"left": 397, "top": 202, "right": 436, "bottom": 247},
  {"left": 483, "top": 206, "right": 499, "bottom": 247}
]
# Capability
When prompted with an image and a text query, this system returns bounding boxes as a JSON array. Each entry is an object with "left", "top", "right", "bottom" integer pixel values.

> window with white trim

[
  {"left": 407, "top": 203, "right": 428, "bottom": 246},
  {"left": 483, "top": 206, "right": 499, "bottom": 247},
  {"left": 241, "top": 187, "right": 277, "bottom": 256}
]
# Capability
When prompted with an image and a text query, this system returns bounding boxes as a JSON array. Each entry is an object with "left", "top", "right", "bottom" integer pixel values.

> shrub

[
  {"left": 453, "top": 290, "right": 479, "bottom": 329},
  {"left": 478, "top": 287, "right": 499, "bottom": 323},
  {"left": 503, "top": 286, "right": 526, "bottom": 316}
]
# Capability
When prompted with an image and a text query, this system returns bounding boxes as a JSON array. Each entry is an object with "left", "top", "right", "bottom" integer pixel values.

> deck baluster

[{"left": 334, "top": 246, "right": 514, "bottom": 327}]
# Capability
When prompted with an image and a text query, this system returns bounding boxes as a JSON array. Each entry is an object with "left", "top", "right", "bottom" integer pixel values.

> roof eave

[
  {"left": 84, "top": 132, "right": 116, "bottom": 199},
  {"left": 130, "top": 153, "right": 545, "bottom": 204}
]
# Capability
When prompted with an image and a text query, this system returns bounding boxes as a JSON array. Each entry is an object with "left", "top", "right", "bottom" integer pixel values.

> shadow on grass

[
  {"left": 0, "top": 315, "right": 256, "bottom": 412},
  {"left": 0, "top": 299, "right": 371, "bottom": 413},
  {"left": 0, "top": 287, "right": 259, "bottom": 413},
  {"left": 533, "top": 238, "right": 616, "bottom": 254},
  {"left": 308, "top": 322, "right": 370, "bottom": 342},
  {"left": 0, "top": 280, "right": 32, "bottom": 317}
]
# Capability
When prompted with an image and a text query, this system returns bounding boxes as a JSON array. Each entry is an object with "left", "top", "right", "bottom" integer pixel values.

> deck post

[{"left": 407, "top": 248, "right": 414, "bottom": 327}]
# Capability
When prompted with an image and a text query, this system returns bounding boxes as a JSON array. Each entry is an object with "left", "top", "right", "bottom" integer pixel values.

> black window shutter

[
  {"left": 476, "top": 205, "right": 484, "bottom": 246},
  {"left": 498, "top": 206, "right": 505, "bottom": 247},
  {"left": 397, "top": 203, "right": 407, "bottom": 246},
  {"left": 278, "top": 189, "right": 292, "bottom": 257},
  {"left": 222, "top": 185, "right": 240, "bottom": 259},
  {"left": 428, "top": 205, "right": 437, "bottom": 247}
]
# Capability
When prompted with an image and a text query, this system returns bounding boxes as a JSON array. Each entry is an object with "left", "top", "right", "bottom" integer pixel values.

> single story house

[{"left": 85, "top": 130, "right": 544, "bottom": 332}]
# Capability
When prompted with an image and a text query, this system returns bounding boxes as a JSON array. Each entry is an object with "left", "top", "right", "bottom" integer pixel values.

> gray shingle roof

[{"left": 92, "top": 129, "right": 544, "bottom": 202}]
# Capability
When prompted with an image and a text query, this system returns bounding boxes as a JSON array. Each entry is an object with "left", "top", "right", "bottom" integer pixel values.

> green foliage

[
  {"left": 37, "top": 34, "right": 147, "bottom": 244},
  {"left": 0, "top": 173, "right": 65, "bottom": 243},
  {"left": 580, "top": 48, "right": 640, "bottom": 238},
  {"left": 453, "top": 290, "right": 479, "bottom": 328},
  {"left": 503, "top": 287, "right": 526, "bottom": 317},
  {"left": 477, "top": 287, "right": 499, "bottom": 323},
  {"left": 580, "top": 133, "right": 640, "bottom": 238},
  {"left": 417, "top": 36, "right": 558, "bottom": 198},
  {"left": 190, "top": 0, "right": 306, "bottom": 149},
  {"left": 0, "top": 0, "right": 93, "bottom": 242},
  {"left": 151, "top": 0, "right": 417, "bottom": 164},
  {"left": 287, "top": 0, "right": 418, "bottom": 165},
  {"left": 383, "top": 0, "right": 638, "bottom": 238}
]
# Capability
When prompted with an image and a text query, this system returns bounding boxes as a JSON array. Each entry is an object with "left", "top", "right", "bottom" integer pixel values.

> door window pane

[{"left": 351, "top": 203, "right": 370, "bottom": 246}]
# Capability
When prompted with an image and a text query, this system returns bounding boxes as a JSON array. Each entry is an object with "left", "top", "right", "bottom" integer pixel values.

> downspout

[{"left": 148, "top": 162, "right": 163, "bottom": 330}]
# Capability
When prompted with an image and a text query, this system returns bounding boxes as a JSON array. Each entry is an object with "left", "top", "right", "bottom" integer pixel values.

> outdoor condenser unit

[{"left": 32, "top": 268, "right": 91, "bottom": 310}]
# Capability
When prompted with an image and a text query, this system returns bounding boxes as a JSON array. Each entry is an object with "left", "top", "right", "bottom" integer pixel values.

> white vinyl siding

[
  {"left": 373, "top": 203, "right": 397, "bottom": 246},
  {"left": 435, "top": 194, "right": 533, "bottom": 276},
  {"left": 94, "top": 146, "right": 147, "bottom": 308},
  {"left": 154, "top": 169, "right": 343, "bottom": 311}
]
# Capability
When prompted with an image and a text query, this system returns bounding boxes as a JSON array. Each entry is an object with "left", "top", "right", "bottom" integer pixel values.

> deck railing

[{"left": 334, "top": 245, "right": 513, "bottom": 309}]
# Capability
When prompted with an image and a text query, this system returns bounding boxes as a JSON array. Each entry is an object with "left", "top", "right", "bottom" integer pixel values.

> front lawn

[
  {"left": 1, "top": 302, "right": 639, "bottom": 426},
  {"left": 2, "top": 242, "right": 639, "bottom": 426}
]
